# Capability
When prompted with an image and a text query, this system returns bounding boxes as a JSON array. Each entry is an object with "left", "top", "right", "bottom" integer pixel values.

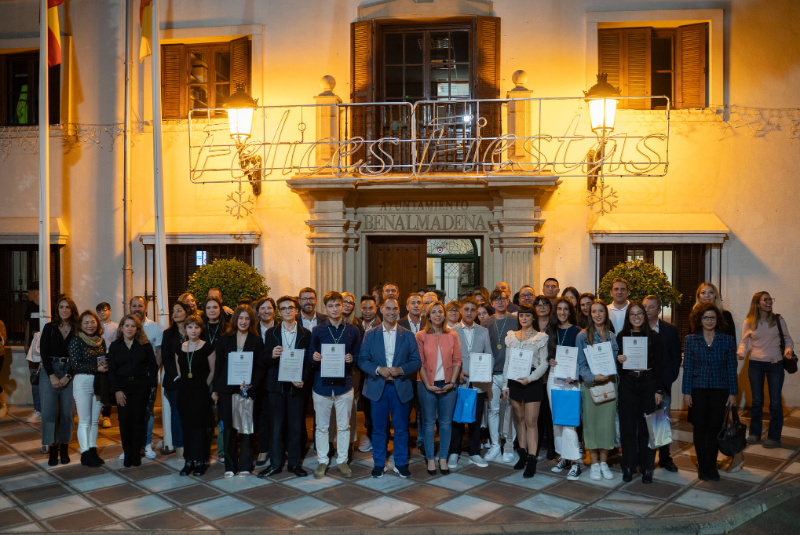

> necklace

[
  {"left": 558, "top": 326, "right": 569, "bottom": 346},
  {"left": 495, "top": 315, "right": 509, "bottom": 350},
  {"left": 187, "top": 340, "right": 199, "bottom": 378},
  {"left": 208, "top": 322, "right": 220, "bottom": 346},
  {"left": 283, "top": 324, "right": 297, "bottom": 349},
  {"left": 327, "top": 323, "right": 345, "bottom": 344}
]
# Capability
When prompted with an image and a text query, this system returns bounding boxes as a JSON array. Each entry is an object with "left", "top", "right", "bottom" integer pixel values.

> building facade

[{"left": 0, "top": 0, "right": 798, "bottom": 404}]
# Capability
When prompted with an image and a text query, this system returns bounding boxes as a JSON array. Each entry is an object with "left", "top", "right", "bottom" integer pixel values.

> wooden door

[{"left": 367, "top": 237, "right": 427, "bottom": 299}]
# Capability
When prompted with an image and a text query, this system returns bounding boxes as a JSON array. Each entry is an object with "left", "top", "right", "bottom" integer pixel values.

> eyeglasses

[
  {"left": 299, "top": 297, "right": 315, "bottom": 302},
  {"left": 629, "top": 312, "right": 645, "bottom": 318},
  {"left": 534, "top": 302, "right": 550, "bottom": 308},
  {"left": 701, "top": 316, "right": 717, "bottom": 321}
]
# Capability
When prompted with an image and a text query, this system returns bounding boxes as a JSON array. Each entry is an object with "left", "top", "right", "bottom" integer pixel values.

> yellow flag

[{"left": 139, "top": 0, "right": 152, "bottom": 62}]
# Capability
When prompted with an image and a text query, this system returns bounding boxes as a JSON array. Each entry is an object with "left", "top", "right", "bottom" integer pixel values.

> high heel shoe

[
  {"left": 426, "top": 461, "right": 437, "bottom": 476},
  {"left": 514, "top": 448, "right": 528, "bottom": 470},
  {"left": 193, "top": 462, "right": 208, "bottom": 476},
  {"left": 48, "top": 445, "right": 59, "bottom": 467},
  {"left": 179, "top": 460, "right": 195, "bottom": 476},
  {"left": 438, "top": 460, "right": 450, "bottom": 476},
  {"left": 523, "top": 455, "right": 538, "bottom": 479},
  {"left": 642, "top": 469, "right": 653, "bottom": 484},
  {"left": 622, "top": 466, "right": 633, "bottom": 482}
]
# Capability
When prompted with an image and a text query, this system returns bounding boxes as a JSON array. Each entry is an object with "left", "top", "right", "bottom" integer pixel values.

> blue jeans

[
  {"left": 30, "top": 368, "right": 42, "bottom": 413},
  {"left": 371, "top": 384, "right": 410, "bottom": 467},
  {"left": 165, "top": 389, "right": 183, "bottom": 448},
  {"left": 418, "top": 380, "right": 457, "bottom": 460},
  {"left": 748, "top": 360, "right": 785, "bottom": 442},
  {"left": 39, "top": 360, "right": 74, "bottom": 445}
]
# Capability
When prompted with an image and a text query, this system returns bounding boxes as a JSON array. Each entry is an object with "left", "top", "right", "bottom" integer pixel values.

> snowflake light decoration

[
  {"left": 225, "top": 180, "right": 254, "bottom": 219},
  {"left": 588, "top": 181, "right": 618, "bottom": 215}
]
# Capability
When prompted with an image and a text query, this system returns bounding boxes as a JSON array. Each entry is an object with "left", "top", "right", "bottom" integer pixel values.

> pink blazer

[{"left": 415, "top": 330, "right": 462, "bottom": 384}]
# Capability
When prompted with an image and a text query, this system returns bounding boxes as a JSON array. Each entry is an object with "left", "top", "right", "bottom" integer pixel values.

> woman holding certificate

[
  {"left": 502, "top": 305, "right": 550, "bottom": 478},
  {"left": 547, "top": 298, "right": 583, "bottom": 481},
  {"left": 576, "top": 300, "right": 619, "bottom": 481},
  {"left": 213, "top": 305, "right": 263, "bottom": 477},
  {"left": 416, "top": 301, "right": 462, "bottom": 475},
  {"left": 615, "top": 301, "right": 663, "bottom": 484}
]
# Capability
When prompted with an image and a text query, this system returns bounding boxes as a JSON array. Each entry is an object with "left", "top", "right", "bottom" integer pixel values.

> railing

[{"left": 187, "top": 96, "right": 670, "bottom": 183}]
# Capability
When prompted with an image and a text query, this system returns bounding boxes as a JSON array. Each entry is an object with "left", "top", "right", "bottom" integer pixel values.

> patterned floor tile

[
  {"left": 4, "top": 522, "right": 45, "bottom": 532},
  {"left": 46, "top": 509, "right": 117, "bottom": 531},
  {"left": 578, "top": 471, "right": 626, "bottom": 489},
  {"left": 783, "top": 463, "right": 800, "bottom": 475},
  {"left": 270, "top": 495, "right": 336, "bottom": 521},
  {"left": 131, "top": 509, "right": 203, "bottom": 530},
  {"left": 188, "top": 495, "right": 254, "bottom": 520},
  {"left": 161, "top": 484, "right": 223, "bottom": 505},
  {"left": 11, "top": 483, "right": 71, "bottom": 504},
  {"left": 86, "top": 484, "right": 147, "bottom": 504},
  {"left": 547, "top": 481, "right": 608, "bottom": 503},
  {"left": 137, "top": 473, "right": 195, "bottom": 492},
  {"left": 695, "top": 477, "right": 757, "bottom": 497},
  {"left": 106, "top": 495, "right": 173, "bottom": 520},
  {"left": 0, "top": 509, "right": 30, "bottom": 530},
  {"left": 436, "top": 495, "right": 502, "bottom": 520},
  {"left": 280, "top": 474, "right": 341, "bottom": 493},
  {"left": 306, "top": 509, "right": 380, "bottom": 528},
  {"left": 313, "top": 484, "right": 378, "bottom": 506},
  {"left": 394, "top": 482, "right": 457, "bottom": 505},
  {"left": 427, "top": 472, "right": 486, "bottom": 492},
  {"left": 675, "top": 488, "right": 733, "bottom": 511},
  {"left": 500, "top": 471, "right": 561, "bottom": 491},
  {"left": 482, "top": 506, "right": 555, "bottom": 524},
  {"left": 390, "top": 508, "right": 463, "bottom": 526},
  {"left": 356, "top": 474, "right": 415, "bottom": 493},
  {"left": 467, "top": 481, "right": 534, "bottom": 505},
  {"left": 216, "top": 509, "right": 296, "bottom": 529},
  {"left": 721, "top": 466, "right": 773, "bottom": 484},
  {"left": 744, "top": 443, "right": 795, "bottom": 459},
  {"left": 594, "top": 490, "right": 660, "bottom": 516},
  {"left": 352, "top": 496, "right": 419, "bottom": 520},
  {"left": 68, "top": 473, "right": 127, "bottom": 492},
  {"left": 236, "top": 484, "right": 303, "bottom": 506},
  {"left": 570, "top": 506, "right": 630, "bottom": 520},
  {"left": 622, "top": 479, "right": 682, "bottom": 499},
  {"left": 651, "top": 468, "right": 698, "bottom": 487},
  {"left": 27, "top": 494, "right": 93, "bottom": 520},
  {"left": 0, "top": 471, "right": 56, "bottom": 491},
  {"left": 515, "top": 493, "right": 581, "bottom": 518},
  {"left": 209, "top": 474, "right": 270, "bottom": 492}
]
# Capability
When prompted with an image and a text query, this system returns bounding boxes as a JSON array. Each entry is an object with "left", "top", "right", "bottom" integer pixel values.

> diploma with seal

[
  {"left": 227, "top": 351, "right": 254, "bottom": 385},
  {"left": 506, "top": 348, "right": 534, "bottom": 381},
  {"left": 622, "top": 337, "right": 648, "bottom": 370},
  {"left": 584, "top": 341, "right": 617, "bottom": 376},
  {"left": 553, "top": 345, "right": 578, "bottom": 380},
  {"left": 278, "top": 348, "right": 305, "bottom": 383},
  {"left": 469, "top": 353, "right": 493, "bottom": 383},
  {"left": 321, "top": 344, "right": 346, "bottom": 378}
]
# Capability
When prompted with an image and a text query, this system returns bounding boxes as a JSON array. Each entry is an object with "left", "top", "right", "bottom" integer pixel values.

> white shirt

[
  {"left": 301, "top": 314, "right": 318, "bottom": 331},
  {"left": 260, "top": 321, "right": 273, "bottom": 344},
  {"left": 461, "top": 322, "right": 475, "bottom": 353},
  {"left": 408, "top": 317, "right": 422, "bottom": 334},
  {"left": 142, "top": 317, "right": 164, "bottom": 346},
  {"left": 651, "top": 320, "right": 661, "bottom": 333},
  {"left": 101, "top": 321, "right": 118, "bottom": 352},
  {"left": 281, "top": 323, "right": 298, "bottom": 349},
  {"left": 434, "top": 345, "right": 445, "bottom": 381},
  {"left": 362, "top": 317, "right": 380, "bottom": 331},
  {"left": 381, "top": 323, "right": 397, "bottom": 370},
  {"left": 608, "top": 302, "right": 629, "bottom": 334}
]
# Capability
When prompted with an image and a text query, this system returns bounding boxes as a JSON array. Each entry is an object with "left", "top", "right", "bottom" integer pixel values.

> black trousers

[
  {"left": 218, "top": 393, "right": 254, "bottom": 473},
  {"left": 255, "top": 392, "right": 270, "bottom": 454},
  {"left": 449, "top": 391, "right": 486, "bottom": 456},
  {"left": 537, "top": 387, "right": 555, "bottom": 456},
  {"left": 691, "top": 388, "right": 728, "bottom": 472},
  {"left": 619, "top": 373, "right": 657, "bottom": 470},
  {"left": 268, "top": 389, "right": 306, "bottom": 468},
  {"left": 118, "top": 381, "right": 149, "bottom": 460}
]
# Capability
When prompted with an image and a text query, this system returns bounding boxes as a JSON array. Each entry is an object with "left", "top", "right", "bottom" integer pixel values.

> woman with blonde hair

[
  {"left": 738, "top": 291, "right": 794, "bottom": 448},
  {"left": 694, "top": 283, "right": 736, "bottom": 338},
  {"left": 178, "top": 293, "right": 197, "bottom": 315}
]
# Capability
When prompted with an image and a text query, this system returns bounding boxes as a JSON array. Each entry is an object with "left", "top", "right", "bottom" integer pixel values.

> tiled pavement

[{"left": 0, "top": 407, "right": 798, "bottom": 532}]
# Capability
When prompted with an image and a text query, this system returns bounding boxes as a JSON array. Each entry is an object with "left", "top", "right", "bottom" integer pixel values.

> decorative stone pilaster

[
  {"left": 506, "top": 70, "right": 532, "bottom": 163},
  {"left": 489, "top": 193, "right": 545, "bottom": 292},
  {"left": 314, "top": 75, "right": 342, "bottom": 170},
  {"left": 306, "top": 196, "right": 349, "bottom": 299}
]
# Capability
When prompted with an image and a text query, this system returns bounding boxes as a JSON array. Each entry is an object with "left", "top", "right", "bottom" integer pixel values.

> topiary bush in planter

[
  {"left": 186, "top": 258, "right": 270, "bottom": 309},
  {"left": 598, "top": 259, "right": 681, "bottom": 307}
]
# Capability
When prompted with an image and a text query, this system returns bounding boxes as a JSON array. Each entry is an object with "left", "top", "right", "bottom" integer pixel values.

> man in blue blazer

[
  {"left": 644, "top": 295, "right": 682, "bottom": 473},
  {"left": 358, "top": 298, "right": 421, "bottom": 479}
]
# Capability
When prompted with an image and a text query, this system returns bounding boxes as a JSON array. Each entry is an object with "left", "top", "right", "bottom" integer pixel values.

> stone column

[
  {"left": 506, "top": 70, "right": 533, "bottom": 164},
  {"left": 314, "top": 75, "right": 342, "bottom": 172},
  {"left": 489, "top": 193, "right": 544, "bottom": 291},
  {"left": 307, "top": 195, "right": 349, "bottom": 300}
]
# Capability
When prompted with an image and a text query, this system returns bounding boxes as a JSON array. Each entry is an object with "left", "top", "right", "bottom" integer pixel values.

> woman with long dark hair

[
  {"left": 561, "top": 288, "right": 580, "bottom": 309},
  {"left": 162, "top": 301, "right": 191, "bottom": 459},
  {"left": 40, "top": 296, "right": 79, "bottom": 466},
  {"left": 577, "top": 293, "right": 596, "bottom": 329},
  {"left": 532, "top": 295, "right": 557, "bottom": 461},
  {"left": 202, "top": 296, "right": 230, "bottom": 348}
]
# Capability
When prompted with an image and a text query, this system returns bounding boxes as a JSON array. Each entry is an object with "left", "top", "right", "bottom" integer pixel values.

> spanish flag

[
  {"left": 44, "top": 0, "right": 63, "bottom": 67},
  {"left": 139, "top": 0, "right": 152, "bottom": 62}
]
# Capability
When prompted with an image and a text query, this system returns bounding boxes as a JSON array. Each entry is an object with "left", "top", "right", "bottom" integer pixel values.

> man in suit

[
  {"left": 296, "top": 287, "right": 328, "bottom": 330},
  {"left": 358, "top": 298, "right": 421, "bottom": 478},
  {"left": 398, "top": 293, "right": 427, "bottom": 437},
  {"left": 644, "top": 295, "right": 682, "bottom": 472},
  {"left": 448, "top": 296, "right": 494, "bottom": 468}
]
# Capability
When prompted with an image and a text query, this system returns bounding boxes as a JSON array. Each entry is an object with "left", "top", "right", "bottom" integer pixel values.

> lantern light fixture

[
  {"left": 224, "top": 83, "right": 258, "bottom": 145},
  {"left": 583, "top": 73, "right": 622, "bottom": 133}
]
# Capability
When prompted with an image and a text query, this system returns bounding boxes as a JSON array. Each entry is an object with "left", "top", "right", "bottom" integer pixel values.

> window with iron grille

[
  {"left": 164, "top": 244, "right": 253, "bottom": 307},
  {"left": 0, "top": 245, "right": 61, "bottom": 345}
]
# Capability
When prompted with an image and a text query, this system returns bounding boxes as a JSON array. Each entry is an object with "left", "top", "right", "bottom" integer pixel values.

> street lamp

[
  {"left": 583, "top": 73, "right": 621, "bottom": 133},
  {"left": 224, "top": 83, "right": 258, "bottom": 146}
]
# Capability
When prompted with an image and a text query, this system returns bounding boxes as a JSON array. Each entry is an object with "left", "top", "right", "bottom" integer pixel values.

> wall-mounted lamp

[
  {"left": 224, "top": 83, "right": 261, "bottom": 196},
  {"left": 584, "top": 73, "right": 621, "bottom": 133}
]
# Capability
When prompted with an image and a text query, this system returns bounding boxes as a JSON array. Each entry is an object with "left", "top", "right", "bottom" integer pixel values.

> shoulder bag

[
  {"left": 717, "top": 405, "right": 747, "bottom": 456},
  {"left": 589, "top": 379, "right": 616, "bottom": 404},
  {"left": 776, "top": 314, "right": 798, "bottom": 374}
]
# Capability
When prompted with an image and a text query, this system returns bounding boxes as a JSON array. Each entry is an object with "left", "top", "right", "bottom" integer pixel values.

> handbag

[
  {"left": 26, "top": 332, "right": 41, "bottom": 363},
  {"left": 30, "top": 364, "right": 40, "bottom": 386},
  {"left": 552, "top": 388, "right": 581, "bottom": 427},
  {"left": 453, "top": 386, "right": 477, "bottom": 424},
  {"left": 499, "top": 397, "right": 514, "bottom": 439},
  {"left": 644, "top": 406, "right": 674, "bottom": 449},
  {"left": 589, "top": 380, "right": 616, "bottom": 404},
  {"left": 232, "top": 394, "right": 255, "bottom": 434},
  {"left": 776, "top": 314, "right": 798, "bottom": 374},
  {"left": 717, "top": 405, "right": 748, "bottom": 457}
]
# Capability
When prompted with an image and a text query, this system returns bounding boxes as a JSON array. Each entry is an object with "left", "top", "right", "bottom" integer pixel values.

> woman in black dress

[
  {"left": 161, "top": 301, "right": 191, "bottom": 458},
  {"left": 175, "top": 314, "right": 215, "bottom": 476},
  {"left": 213, "top": 305, "right": 263, "bottom": 477},
  {"left": 107, "top": 314, "right": 158, "bottom": 467},
  {"left": 201, "top": 296, "right": 230, "bottom": 348}
]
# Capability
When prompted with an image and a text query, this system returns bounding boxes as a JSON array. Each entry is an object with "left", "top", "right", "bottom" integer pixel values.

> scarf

[{"left": 79, "top": 331, "right": 103, "bottom": 347}]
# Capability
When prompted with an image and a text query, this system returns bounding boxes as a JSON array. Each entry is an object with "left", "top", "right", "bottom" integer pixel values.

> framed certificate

[
  {"left": 507, "top": 348, "right": 534, "bottom": 381},
  {"left": 553, "top": 345, "right": 577, "bottom": 380},
  {"left": 584, "top": 341, "right": 616, "bottom": 376},
  {"left": 321, "top": 344, "right": 346, "bottom": 378},
  {"left": 227, "top": 351, "right": 254, "bottom": 385},
  {"left": 278, "top": 348, "right": 305, "bottom": 383},
  {"left": 469, "top": 353, "right": 493, "bottom": 383},
  {"left": 622, "top": 337, "right": 648, "bottom": 370}
]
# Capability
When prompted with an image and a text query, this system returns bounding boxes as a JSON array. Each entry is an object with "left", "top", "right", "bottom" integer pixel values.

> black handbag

[
  {"left": 717, "top": 406, "right": 748, "bottom": 457},
  {"left": 776, "top": 314, "right": 798, "bottom": 374}
]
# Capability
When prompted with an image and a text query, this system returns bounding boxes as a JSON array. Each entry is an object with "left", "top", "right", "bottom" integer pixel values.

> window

[
  {"left": 0, "top": 52, "right": 61, "bottom": 126},
  {"left": 599, "top": 243, "right": 705, "bottom": 347},
  {"left": 161, "top": 37, "right": 251, "bottom": 119},
  {"left": 598, "top": 23, "right": 707, "bottom": 109},
  {"left": 164, "top": 244, "right": 253, "bottom": 307},
  {"left": 0, "top": 245, "right": 61, "bottom": 345}
]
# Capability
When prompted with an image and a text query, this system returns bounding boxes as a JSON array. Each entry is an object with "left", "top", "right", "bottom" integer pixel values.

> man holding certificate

[
  {"left": 615, "top": 302, "right": 663, "bottom": 484},
  {"left": 308, "top": 292, "right": 362, "bottom": 479},
  {"left": 253, "top": 296, "right": 311, "bottom": 479},
  {"left": 448, "top": 297, "right": 494, "bottom": 468}
]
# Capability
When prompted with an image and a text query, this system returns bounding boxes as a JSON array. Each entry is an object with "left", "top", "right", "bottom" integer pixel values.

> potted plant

[
  {"left": 187, "top": 258, "right": 270, "bottom": 309},
  {"left": 598, "top": 259, "right": 681, "bottom": 306}
]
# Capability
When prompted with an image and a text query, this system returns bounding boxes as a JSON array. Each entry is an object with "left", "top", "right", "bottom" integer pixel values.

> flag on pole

[
  {"left": 42, "top": 0, "right": 63, "bottom": 67},
  {"left": 139, "top": 0, "right": 152, "bottom": 62}
]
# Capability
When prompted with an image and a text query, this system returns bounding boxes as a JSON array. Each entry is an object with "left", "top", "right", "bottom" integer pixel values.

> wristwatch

[
  {"left": 376, "top": 366, "right": 381, "bottom": 376},
  {"left": 65, "top": 374, "right": 72, "bottom": 381}
]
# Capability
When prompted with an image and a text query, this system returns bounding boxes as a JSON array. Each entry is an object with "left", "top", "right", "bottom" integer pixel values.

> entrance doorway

[{"left": 367, "top": 236, "right": 481, "bottom": 302}]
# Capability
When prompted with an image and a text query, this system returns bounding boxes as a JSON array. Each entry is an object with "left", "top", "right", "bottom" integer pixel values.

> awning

[
  {"left": 591, "top": 213, "right": 729, "bottom": 244},
  {"left": 0, "top": 217, "right": 68, "bottom": 244},
  {"left": 139, "top": 216, "right": 261, "bottom": 245}
]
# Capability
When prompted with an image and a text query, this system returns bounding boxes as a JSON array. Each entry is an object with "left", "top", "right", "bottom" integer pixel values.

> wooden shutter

[
  {"left": 673, "top": 244, "right": 705, "bottom": 348},
  {"left": 676, "top": 23, "right": 707, "bottom": 109},
  {"left": 229, "top": 36, "right": 251, "bottom": 95},
  {"left": 350, "top": 20, "right": 374, "bottom": 165},
  {"left": 598, "top": 29, "right": 622, "bottom": 92},
  {"left": 624, "top": 28, "right": 651, "bottom": 110},
  {"left": 475, "top": 16, "right": 501, "bottom": 161},
  {"left": 161, "top": 44, "right": 186, "bottom": 119}
]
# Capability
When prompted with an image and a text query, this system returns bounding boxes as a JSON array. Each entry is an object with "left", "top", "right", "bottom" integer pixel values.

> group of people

[{"left": 25, "top": 277, "right": 793, "bottom": 485}]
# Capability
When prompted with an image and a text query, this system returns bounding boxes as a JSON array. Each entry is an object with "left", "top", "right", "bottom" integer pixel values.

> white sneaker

[
  {"left": 358, "top": 436, "right": 372, "bottom": 453},
  {"left": 590, "top": 463, "right": 601, "bottom": 480},
  {"left": 224, "top": 471, "right": 235, "bottom": 478},
  {"left": 469, "top": 455, "right": 488, "bottom": 467},
  {"left": 567, "top": 464, "right": 582, "bottom": 481},
  {"left": 26, "top": 411, "right": 41, "bottom": 423},
  {"left": 501, "top": 449, "right": 514, "bottom": 464},
  {"left": 144, "top": 445, "right": 157, "bottom": 459},
  {"left": 551, "top": 458, "right": 569, "bottom": 473},
  {"left": 600, "top": 462, "right": 613, "bottom": 480},
  {"left": 484, "top": 445, "right": 501, "bottom": 461},
  {"left": 447, "top": 453, "right": 459, "bottom": 469}
]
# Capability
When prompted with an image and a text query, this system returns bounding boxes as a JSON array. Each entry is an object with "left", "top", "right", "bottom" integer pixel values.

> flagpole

[
  {"left": 150, "top": 0, "right": 169, "bottom": 327},
  {"left": 123, "top": 0, "right": 133, "bottom": 314},
  {"left": 38, "top": 0, "right": 51, "bottom": 331}
]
